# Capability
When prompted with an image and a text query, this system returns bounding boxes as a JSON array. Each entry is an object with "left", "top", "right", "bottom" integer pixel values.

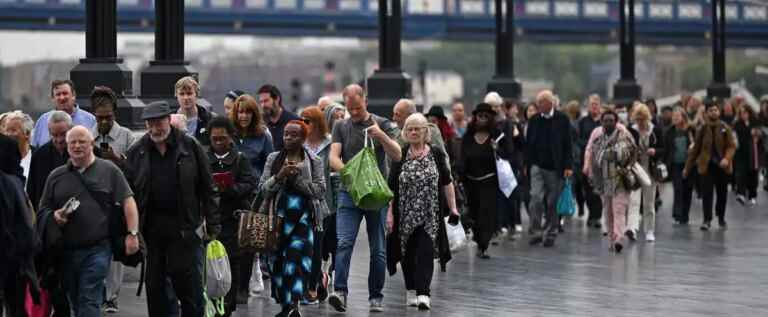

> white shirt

[
  {"left": 21, "top": 149, "right": 31, "bottom": 185},
  {"left": 541, "top": 108, "right": 555, "bottom": 119}
]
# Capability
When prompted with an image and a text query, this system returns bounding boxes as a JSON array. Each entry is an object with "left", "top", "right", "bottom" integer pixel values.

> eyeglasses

[{"left": 302, "top": 118, "right": 312, "bottom": 124}]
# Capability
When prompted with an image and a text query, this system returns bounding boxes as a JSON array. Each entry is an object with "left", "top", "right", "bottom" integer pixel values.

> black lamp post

[
  {"left": 612, "top": 0, "right": 641, "bottom": 108},
  {"left": 487, "top": 0, "right": 522, "bottom": 100},
  {"left": 366, "top": 0, "right": 412, "bottom": 117},
  {"left": 70, "top": 0, "right": 143, "bottom": 127},
  {"left": 707, "top": 0, "right": 731, "bottom": 99}
]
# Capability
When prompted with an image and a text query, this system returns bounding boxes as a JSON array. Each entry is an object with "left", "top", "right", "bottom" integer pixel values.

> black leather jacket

[{"left": 125, "top": 127, "right": 220, "bottom": 239}]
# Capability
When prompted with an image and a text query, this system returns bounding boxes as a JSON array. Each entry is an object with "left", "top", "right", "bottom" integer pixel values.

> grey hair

[
  {"left": 48, "top": 110, "right": 73, "bottom": 127},
  {"left": 3, "top": 110, "right": 34, "bottom": 135},
  {"left": 400, "top": 113, "right": 432, "bottom": 144},
  {"left": 536, "top": 90, "right": 555, "bottom": 104},
  {"left": 397, "top": 98, "right": 417, "bottom": 115}
]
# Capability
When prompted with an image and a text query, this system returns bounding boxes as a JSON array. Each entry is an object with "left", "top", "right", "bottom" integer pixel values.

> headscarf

[
  {"left": 324, "top": 103, "right": 346, "bottom": 133},
  {"left": 590, "top": 125, "right": 636, "bottom": 195}
]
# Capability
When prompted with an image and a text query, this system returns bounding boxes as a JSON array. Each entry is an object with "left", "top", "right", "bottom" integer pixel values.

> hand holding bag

[
  {"left": 556, "top": 178, "right": 577, "bottom": 216},
  {"left": 493, "top": 133, "right": 518, "bottom": 198},
  {"left": 340, "top": 129, "right": 394, "bottom": 210}
]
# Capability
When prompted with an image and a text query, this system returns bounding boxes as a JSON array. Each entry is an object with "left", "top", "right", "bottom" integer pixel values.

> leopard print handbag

[{"left": 237, "top": 194, "right": 279, "bottom": 253}]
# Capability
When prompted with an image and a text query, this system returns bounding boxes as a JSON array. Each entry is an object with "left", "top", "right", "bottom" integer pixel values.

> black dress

[{"left": 460, "top": 136, "right": 498, "bottom": 252}]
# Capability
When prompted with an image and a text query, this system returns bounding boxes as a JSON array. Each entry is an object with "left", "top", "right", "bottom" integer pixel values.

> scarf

[{"left": 590, "top": 127, "right": 636, "bottom": 195}]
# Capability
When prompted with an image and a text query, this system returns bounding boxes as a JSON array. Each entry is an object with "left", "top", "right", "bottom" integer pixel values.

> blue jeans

[
  {"left": 62, "top": 240, "right": 112, "bottom": 317},
  {"left": 333, "top": 190, "right": 387, "bottom": 300}
]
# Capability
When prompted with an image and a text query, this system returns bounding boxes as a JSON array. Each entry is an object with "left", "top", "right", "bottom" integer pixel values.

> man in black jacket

[
  {"left": 525, "top": 90, "right": 574, "bottom": 247},
  {"left": 576, "top": 94, "right": 604, "bottom": 228},
  {"left": 175, "top": 76, "right": 215, "bottom": 146},
  {"left": 27, "top": 111, "right": 72, "bottom": 211},
  {"left": 125, "top": 101, "right": 220, "bottom": 317}
]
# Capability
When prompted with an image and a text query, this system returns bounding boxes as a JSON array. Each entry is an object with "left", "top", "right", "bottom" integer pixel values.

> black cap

[
  {"left": 472, "top": 103, "right": 496, "bottom": 116},
  {"left": 142, "top": 101, "right": 174, "bottom": 120},
  {"left": 426, "top": 106, "right": 447, "bottom": 120}
]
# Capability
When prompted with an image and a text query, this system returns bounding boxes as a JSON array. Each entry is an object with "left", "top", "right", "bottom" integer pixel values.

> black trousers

[
  {"left": 145, "top": 232, "right": 205, "bottom": 317},
  {"left": 671, "top": 163, "right": 694, "bottom": 223},
  {"left": 699, "top": 163, "right": 729, "bottom": 223},
  {"left": 580, "top": 173, "right": 603, "bottom": 221},
  {"left": 573, "top": 173, "right": 586, "bottom": 215},
  {"left": 401, "top": 226, "right": 434, "bottom": 297},
  {"left": 308, "top": 228, "right": 325, "bottom": 291},
  {"left": 0, "top": 266, "right": 25, "bottom": 317},
  {"left": 736, "top": 167, "right": 759, "bottom": 200}
]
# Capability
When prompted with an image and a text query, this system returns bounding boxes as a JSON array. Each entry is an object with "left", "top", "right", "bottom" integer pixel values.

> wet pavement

[{"left": 111, "top": 183, "right": 768, "bottom": 316}]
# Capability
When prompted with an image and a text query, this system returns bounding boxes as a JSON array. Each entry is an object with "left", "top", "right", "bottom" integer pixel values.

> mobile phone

[{"left": 63, "top": 197, "right": 80, "bottom": 216}]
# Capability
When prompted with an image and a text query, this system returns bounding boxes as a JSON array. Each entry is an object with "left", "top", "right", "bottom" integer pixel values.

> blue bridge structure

[{"left": 1, "top": 0, "right": 768, "bottom": 47}]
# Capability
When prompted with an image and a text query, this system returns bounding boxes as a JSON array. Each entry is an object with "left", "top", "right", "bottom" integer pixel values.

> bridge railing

[{"left": 3, "top": 0, "right": 767, "bottom": 24}]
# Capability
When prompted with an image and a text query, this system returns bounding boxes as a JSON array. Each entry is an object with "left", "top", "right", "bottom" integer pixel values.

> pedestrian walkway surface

[{"left": 114, "top": 185, "right": 768, "bottom": 316}]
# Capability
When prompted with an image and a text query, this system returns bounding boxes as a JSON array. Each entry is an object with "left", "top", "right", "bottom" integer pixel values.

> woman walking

[
  {"left": 300, "top": 106, "right": 335, "bottom": 304},
  {"left": 206, "top": 117, "right": 259, "bottom": 316},
  {"left": 627, "top": 103, "right": 665, "bottom": 242},
  {"left": 664, "top": 107, "right": 696, "bottom": 225},
  {"left": 260, "top": 120, "right": 326, "bottom": 317},
  {"left": 230, "top": 94, "right": 275, "bottom": 300},
  {"left": 734, "top": 106, "right": 763, "bottom": 206},
  {"left": 386, "top": 113, "right": 459, "bottom": 310},
  {"left": 584, "top": 110, "right": 637, "bottom": 253},
  {"left": 458, "top": 103, "right": 510, "bottom": 258}
]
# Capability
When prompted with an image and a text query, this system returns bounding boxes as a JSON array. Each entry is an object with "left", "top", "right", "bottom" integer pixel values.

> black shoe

[
  {"left": 529, "top": 236, "right": 543, "bottom": 245},
  {"left": 558, "top": 225, "right": 565, "bottom": 233},
  {"left": 543, "top": 237, "right": 555, "bottom": 248},
  {"left": 328, "top": 293, "right": 347, "bottom": 312},
  {"left": 477, "top": 250, "right": 491, "bottom": 259},
  {"left": 288, "top": 306, "right": 302, "bottom": 317},
  {"left": 700, "top": 222, "right": 711, "bottom": 231},
  {"left": 625, "top": 230, "right": 636, "bottom": 241},
  {"left": 592, "top": 222, "right": 602, "bottom": 229},
  {"left": 718, "top": 219, "right": 727, "bottom": 229},
  {"left": 104, "top": 300, "right": 119, "bottom": 313},
  {"left": 236, "top": 290, "right": 248, "bottom": 305},
  {"left": 614, "top": 243, "right": 623, "bottom": 254}
]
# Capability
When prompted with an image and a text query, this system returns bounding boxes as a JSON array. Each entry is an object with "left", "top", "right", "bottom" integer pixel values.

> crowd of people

[{"left": 1, "top": 76, "right": 768, "bottom": 317}]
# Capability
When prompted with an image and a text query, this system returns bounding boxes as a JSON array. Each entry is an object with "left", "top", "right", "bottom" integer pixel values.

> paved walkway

[{"left": 113, "top": 184, "right": 768, "bottom": 316}]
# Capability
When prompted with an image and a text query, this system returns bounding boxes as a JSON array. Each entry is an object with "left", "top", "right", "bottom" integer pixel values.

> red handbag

[{"left": 25, "top": 282, "right": 51, "bottom": 317}]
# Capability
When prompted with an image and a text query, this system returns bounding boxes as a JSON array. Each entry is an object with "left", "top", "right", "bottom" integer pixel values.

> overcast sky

[{"left": 0, "top": 30, "right": 259, "bottom": 66}]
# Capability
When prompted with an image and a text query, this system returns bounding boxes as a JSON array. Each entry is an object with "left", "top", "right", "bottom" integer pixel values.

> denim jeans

[
  {"left": 61, "top": 240, "right": 112, "bottom": 317},
  {"left": 333, "top": 190, "right": 387, "bottom": 301}
]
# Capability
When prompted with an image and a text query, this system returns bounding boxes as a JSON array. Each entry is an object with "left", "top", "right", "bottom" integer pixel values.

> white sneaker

[
  {"left": 514, "top": 225, "right": 523, "bottom": 233},
  {"left": 736, "top": 195, "right": 746, "bottom": 205},
  {"left": 249, "top": 256, "right": 265, "bottom": 296},
  {"left": 407, "top": 290, "right": 418, "bottom": 307},
  {"left": 417, "top": 295, "right": 431, "bottom": 310},
  {"left": 646, "top": 231, "right": 656, "bottom": 242},
  {"left": 749, "top": 198, "right": 757, "bottom": 206}
]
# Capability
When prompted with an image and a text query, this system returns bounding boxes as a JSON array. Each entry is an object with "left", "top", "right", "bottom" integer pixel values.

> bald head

[
  {"left": 66, "top": 126, "right": 95, "bottom": 166},
  {"left": 343, "top": 84, "right": 368, "bottom": 122},
  {"left": 393, "top": 99, "right": 417, "bottom": 128}
]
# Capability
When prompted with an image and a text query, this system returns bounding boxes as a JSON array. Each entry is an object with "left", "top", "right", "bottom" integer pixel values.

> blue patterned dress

[{"left": 270, "top": 188, "right": 314, "bottom": 306}]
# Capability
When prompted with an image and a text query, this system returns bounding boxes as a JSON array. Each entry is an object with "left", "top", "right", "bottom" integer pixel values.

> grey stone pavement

[{"left": 111, "top": 183, "right": 768, "bottom": 317}]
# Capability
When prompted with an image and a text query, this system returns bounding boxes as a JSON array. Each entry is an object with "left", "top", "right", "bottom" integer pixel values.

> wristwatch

[{"left": 128, "top": 230, "right": 139, "bottom": 237}]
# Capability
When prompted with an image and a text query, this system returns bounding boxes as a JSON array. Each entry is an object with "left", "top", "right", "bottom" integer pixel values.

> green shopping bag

[{"left": 340, "top": 129, "right": 394, "bottom": 211}]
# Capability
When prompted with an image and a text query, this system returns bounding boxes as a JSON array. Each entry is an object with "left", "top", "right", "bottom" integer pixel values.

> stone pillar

[
  {"left": 70, "top": 0, "right": 143, "bottom": 128},
  {"left": 366, "top": 0, "right": 412, "bottom": 117},
  {"left": 140, "top": 0, "right": 209, "bottom": 109},
  {"left": 487, "top": 0, "right": 521, "bottom": 99},
  {"left": 612, "top": 0, "right": 641, "bottom": 108},
  {"left": 707, "top": 0, "right": 731, "bottom": 99}
]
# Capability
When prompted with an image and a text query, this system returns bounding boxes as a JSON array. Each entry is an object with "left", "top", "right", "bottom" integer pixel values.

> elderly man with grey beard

[
  {"left": 125, "top": 101, "right": 220, "bottom": 317},
  {"left": 39, "top": 126, "right": 139, "bottom": 317}
]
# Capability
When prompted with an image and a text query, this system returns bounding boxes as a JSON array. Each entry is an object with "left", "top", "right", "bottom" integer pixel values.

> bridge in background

[{"left": 1, "top": 0, "right": 768, "bottom": 46}]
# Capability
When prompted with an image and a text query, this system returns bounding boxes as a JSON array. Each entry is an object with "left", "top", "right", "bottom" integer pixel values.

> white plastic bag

[
  {"left": 445, "top": 217, "right": 467, "bottom": 251},
  {"left": 631, "top": 162, "right": 652, "bottom": 187},
  {"left": 494, "top": 133, "right": 518, "bottom": 198}
]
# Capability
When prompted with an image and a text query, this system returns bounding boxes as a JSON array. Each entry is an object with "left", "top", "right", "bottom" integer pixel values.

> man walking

[
  {"left": 175, "top": 76, "right": 215, "bottom": 146},
  {"left": 684, "top": 101, "right": 736, "bottom": 230},
  {"left": 39, "top": 126, "right": 139, "bottom": 317},
  {"left": 327, "top": 84, "right": 402, "bottom": 313},
  {"left": 125, "top": 101, "right": 219, "bottom": 317},
  {"left": 258, "top": 84, "right": 300, "bottom": 150},
  {"left": 27, "top": 111, "right": 73, "bottom": 210},
  {"left": 577, "top": 94, "right": 604, "bottom": 228},
  {"left": 525, "top": 90, "right": 574, "bottom": 247},
  {"left": 32, "top": 80, "right": 96, "bottom": 147},
  {"left": 89, "top": 86, "right": 137, "bottom": 313}
]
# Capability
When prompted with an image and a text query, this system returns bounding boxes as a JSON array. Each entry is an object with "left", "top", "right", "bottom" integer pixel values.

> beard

[{"left": 150, "top": 129, "right": 171, "bottom": 143}]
